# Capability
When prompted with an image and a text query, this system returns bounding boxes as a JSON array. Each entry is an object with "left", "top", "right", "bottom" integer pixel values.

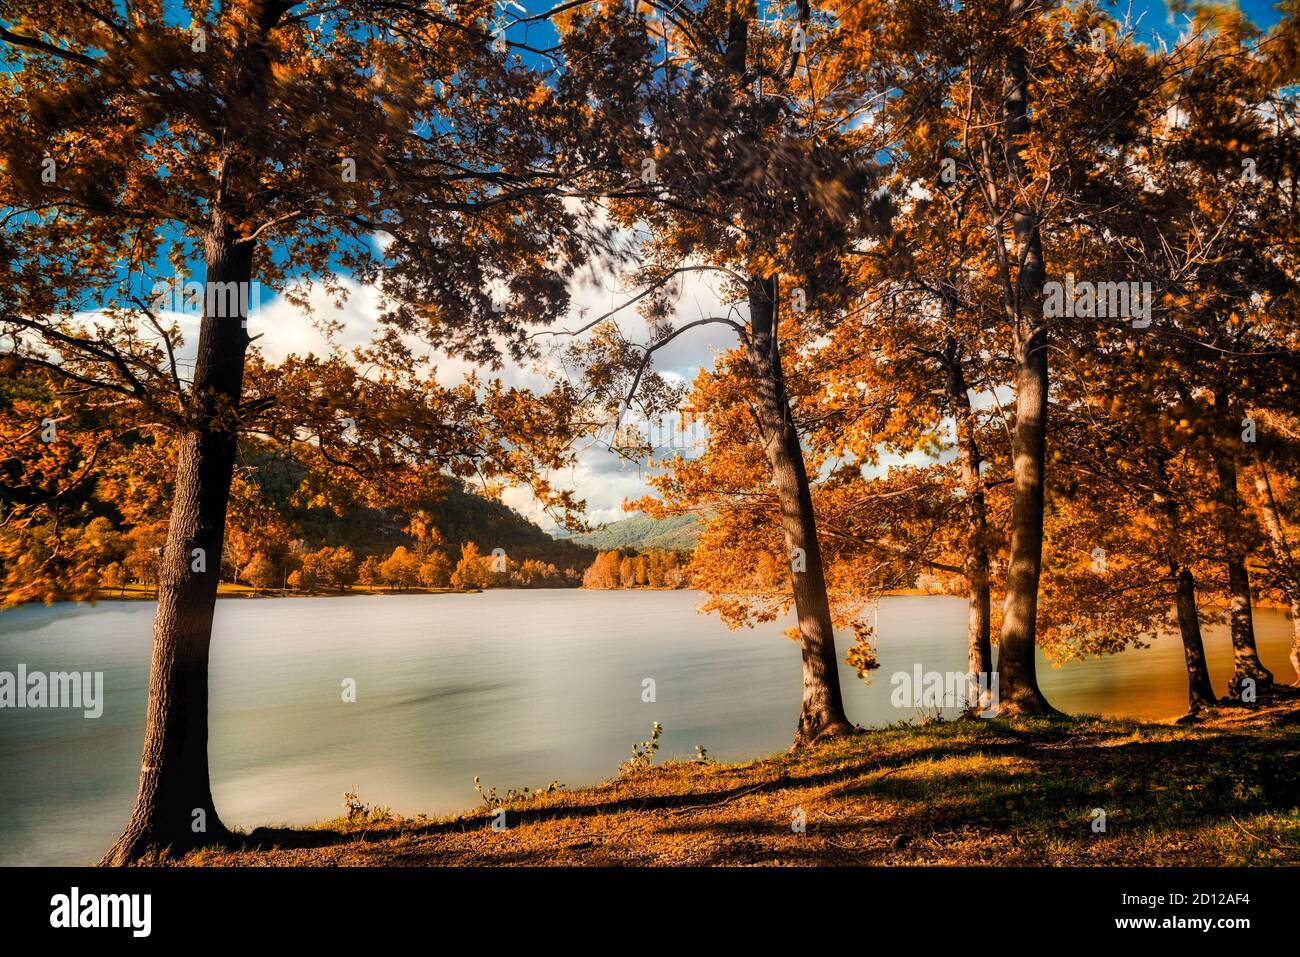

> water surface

[{"left": 0, "top": 591, "right": 1292, "bottom": 865}]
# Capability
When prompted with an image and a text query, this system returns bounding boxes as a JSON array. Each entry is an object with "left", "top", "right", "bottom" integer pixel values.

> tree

[
  {"left": 1252, "top": 447, "right": 1300, "bottom": 683},
  {"left": 100, "top": 561, "right": 128, "bottom": 597},
  {"left": 987, "top": 0, "right": 1056, "bottom": 716},
  {"left": 379, "top": 546, "right": 421, "bottom": 592},
  {"left": 582, "top": 550, "right": 621, "bottom": 589},
  {"left": 123, "top": 523, "right": 168, "bottom": 590},
  {"left": 1158, "top": 8, "right": 1300, "bottom": 697},
  {"left": 2, "top": 0, "right": 593, "bottom": 862},
  {"left": 1041, "top": 404, "right": 1223, "bottom": 713},
  {"left": 556, "top": 0, "right": 889, "bottom": 745},
  {"left": 321, "top": 547, "right": 358, "bottom": 592},
  {"left": 417, "top": 551, "right": 452, "bottom": 589},
  {"left": 646, "top": 552, "right": 665, "bottom": 588},
  {"left": 618, "top": 554, "right": 636, "bottom": 589},
  {"left": 1000, "top": 4, "right": 1300, "bottom": 712},
  {"left": 297, "top": 548, "right": 327, "bottom": 592},
  {"left": 0, "top": 369, "right": 123, "bottom": 604},
  {"left": 241, "top": 553, "right": 279, "bottom": 591},
  {"left": 450, "top": 541, "right": 493, "bottom": 590},
  {"left": 357, "top": 555, "right": 383, "bottom": 591},
  {"left": 839, "top": 0, "right": 1065, "bottom": 715}
]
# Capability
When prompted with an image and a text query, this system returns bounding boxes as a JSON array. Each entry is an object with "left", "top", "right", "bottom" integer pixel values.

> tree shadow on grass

[
  {"left": 214, "top": 718, "right": 1299, "bottom": 862},
  {"left": 227, "top": 740, "right": 974, "bottom": 854},
  {"left": 814, "top": 730, "right": 1300, "bottom": 850}
]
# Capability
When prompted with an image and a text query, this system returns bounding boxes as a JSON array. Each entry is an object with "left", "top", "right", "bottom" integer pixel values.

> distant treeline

[
  {"left": 0, "top": 393, "right": 596, "bottom": 603},
  {"left": 92, "top": 529, "right": 589, "bottom": 596},
  {"left": 581, "top": 549, "right": 691, "bottom": 590},
  {"left": 227, "top": 541, "right": 580, "bottom": 594}
]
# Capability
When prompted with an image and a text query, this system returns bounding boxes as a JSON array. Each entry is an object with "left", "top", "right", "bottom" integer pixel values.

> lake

[{"left": 0, "top": 590, "right": 1294, "bottom": 865}]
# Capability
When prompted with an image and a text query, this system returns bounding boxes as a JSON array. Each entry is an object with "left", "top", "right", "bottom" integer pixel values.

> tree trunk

[
  {"left": 1152, "top": 464, "right": 1217, "bottom": 712},
  {"left": 993, "top": 2, "right": 1055, "bottom": 716},
  {"left": 1253, "top": 463, "right": 1300, "bottom": 684},
  {"left": 940, "top": 335, "right": 992, "bottom": 712},
  {"left": 1225, "top": 556, "right": 1272, "bottom": 695},
  {"left": 1210, "top": 436, "right": 1273, "bottom": 695},
  {"left": 996, "top": 332, "right": 1054, "bottom": 715},
  {"left": 1173, "top": 564, "right": 1217, "bottom": 712},
  {"left": 102, "top": 229, "right": 254, "bottom": 864},
  {"left": 746, "top": 276, "right": 854, "bottom": 748}
]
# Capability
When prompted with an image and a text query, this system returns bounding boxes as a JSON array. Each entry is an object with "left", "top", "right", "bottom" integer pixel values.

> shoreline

[
  {"left": 16, "top": 582, "right": 1041, "bottom": 606},
  {"left": 17, "top": 585, "right": 1295, "bottom": 613}
]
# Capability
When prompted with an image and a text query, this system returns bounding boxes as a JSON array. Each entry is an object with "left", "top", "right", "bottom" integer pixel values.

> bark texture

[
  {"left": 940, "top": 335, "right": 993, "bottom": 711},
  {"left": 993, "top": 1, "right": 1055, "bottom": 716},
  {"left": 1210, "top": 438, "right": 1273, "bottom": 695},
  {"left": 1152, "top": 461, "right": 1217, "bottom": 712},
  {"left": 1174, "top": 565, "right": 1218, "bottom": 712},
  {"left": 101, "top": 230, "right": 254, "bottom": 864},
  {"left": 746, "top": 277, "right": 854, "bottom": 748},
  {"left": 1253, "top": 464, "right": 1300, "bottom": 684}
]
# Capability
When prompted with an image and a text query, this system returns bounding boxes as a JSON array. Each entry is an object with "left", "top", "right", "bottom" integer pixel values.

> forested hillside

[
  {"left": 560, "top": 513, "right": 699, "bottom": 552},
  {"left": 0, "top": 371, "right": 594, "bottom": 601}
]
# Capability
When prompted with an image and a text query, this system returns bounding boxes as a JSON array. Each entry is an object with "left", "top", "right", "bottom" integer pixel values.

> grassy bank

[{"left": 175, "top": 689, "right": 1300, "bottom": 867}]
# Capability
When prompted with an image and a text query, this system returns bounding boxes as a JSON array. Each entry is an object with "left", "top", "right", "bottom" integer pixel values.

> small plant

[
  {"left": 621, "top": 721, "right": 663, "bottom": 774},
  {"left": 537, "top": 779, "right": 566, "bottom": 798},
  {"left": 342, "top": 788, "right": 392, "bottom": 825},
  {"left": 694, "top": 744, "right": 713, "bottom": 763},
  {"left": 473, "top": 775, "right": 565, "bottom": 809},
  {"left": 916, "top": 706, "right": 947, "bottom": 726}
]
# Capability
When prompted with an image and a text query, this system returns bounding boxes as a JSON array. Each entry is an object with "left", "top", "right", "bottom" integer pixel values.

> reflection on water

[{"left": 0, "top": 591, "right": 1293, "bottom": 865}]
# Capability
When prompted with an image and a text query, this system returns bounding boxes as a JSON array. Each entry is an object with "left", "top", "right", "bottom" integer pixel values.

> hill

[
  {"left": 557, "top": 512, "right": 698, "bottom": 552},
  {"left": 243, "top": 448, "right": 596, "bottom": 573}
]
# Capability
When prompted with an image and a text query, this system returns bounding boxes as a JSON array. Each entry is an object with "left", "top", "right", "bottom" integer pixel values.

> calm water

[{"left": 0, "top": 591, "right": 1293, "bottom": 865}]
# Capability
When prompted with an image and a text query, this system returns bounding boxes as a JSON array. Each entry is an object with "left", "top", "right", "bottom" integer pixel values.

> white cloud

[{"left": 73, "top": 253, "right": 740, "bottom": 526}]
